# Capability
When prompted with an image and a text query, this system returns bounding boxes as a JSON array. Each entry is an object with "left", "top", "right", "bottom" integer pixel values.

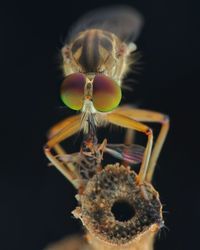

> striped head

[{"left": 60, "top": 28, "right": 137, "bottom": 114}]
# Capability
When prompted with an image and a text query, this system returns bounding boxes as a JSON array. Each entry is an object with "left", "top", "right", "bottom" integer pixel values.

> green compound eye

[
  {"left": 60, "top": 73, "right": 86, "bottom": 110},
  {"left": 93, "top": 74, "right": 122, "bottom": 112}
]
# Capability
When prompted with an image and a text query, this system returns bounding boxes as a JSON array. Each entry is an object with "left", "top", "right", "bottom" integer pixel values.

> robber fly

[
  {"left": 44, "top": 6, "right": 169, "bottom": 189},
  {"left": 60, "top": 6, "right": 143, "bottom": 131}
]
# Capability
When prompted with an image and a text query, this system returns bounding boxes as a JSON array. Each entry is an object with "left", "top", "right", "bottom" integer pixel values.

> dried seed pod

[{"left": 72, "top": 164, "right": 163, "bottom": 250}]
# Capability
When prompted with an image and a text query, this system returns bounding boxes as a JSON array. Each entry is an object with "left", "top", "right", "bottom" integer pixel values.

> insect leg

[
  {"left": 44, "top": 114, "right": 82, "bottom": 189},
  {"left": 114, "top": 107, "right": 170, "bottom": 182},
  {"left": 124, "top": 128, "right": 136, "bottom": 145},
  {"left": 106, "top": 112, "right": 153, "bottom": 184},
  {"left": 46, "top": 117, "right": 80, "bottom": 172}
]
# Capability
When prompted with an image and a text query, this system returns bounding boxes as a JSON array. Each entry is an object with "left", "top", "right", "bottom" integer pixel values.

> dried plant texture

[
  {"left": 44, "top": 164, "right": 163, "bottom": 250},
  {"left": 72, "top": 164, "right": 163, "bottom": 250},
  {"left": 44, "top": 235, "right": 91, "bottom": 250}
]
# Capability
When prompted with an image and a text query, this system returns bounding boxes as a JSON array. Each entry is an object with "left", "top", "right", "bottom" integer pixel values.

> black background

[{"left": 1, "top": 1, "right": 199, "bottom": 250}]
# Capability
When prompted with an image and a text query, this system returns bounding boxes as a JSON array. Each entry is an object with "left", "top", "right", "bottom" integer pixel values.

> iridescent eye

[
  {"left": 93, "top": 74, "right": 122, "bottom": 112},
  {"left": 60, "top": 73, "right": 86, "bottom": 110}
]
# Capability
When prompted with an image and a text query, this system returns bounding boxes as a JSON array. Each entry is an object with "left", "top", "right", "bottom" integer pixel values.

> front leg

[
  {"left": 105, "top": 112, "right": 153, "bottom": 184},
  {"left": 44, "top": 114, "right": 82, "bottom": 189},
  {"left": 114, "top": 106, "right": 170, "bottom": 182}
]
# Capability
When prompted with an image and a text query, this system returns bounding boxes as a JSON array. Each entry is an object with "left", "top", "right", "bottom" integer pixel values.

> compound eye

[
  {"left": 60, "top": 73, "right": 86, "bottom": 110},
  {"left": 93, "top": 74, "right": 122, "bottom": 112}
]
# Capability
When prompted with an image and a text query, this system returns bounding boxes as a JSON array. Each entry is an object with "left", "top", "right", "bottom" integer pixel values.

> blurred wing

[
  {"left": 105, "top": 144, "right": 145, "bottom": 164},
  {"left": 68, "top": 5, "right": 144, "bottom": 43},
  {"left": 56, "top": 152, "right": 82, "bottom": 165}
]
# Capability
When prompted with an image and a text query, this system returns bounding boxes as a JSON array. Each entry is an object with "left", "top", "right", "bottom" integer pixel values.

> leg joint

[
  {"left": 43, "top": 144, "right": 50, "bottom": 152},
  {"left": 146, "top": 128, "right": 153, "bottom": 136},
  {"left": 163, "top": 115, "right": 170, "bottom": 124}
]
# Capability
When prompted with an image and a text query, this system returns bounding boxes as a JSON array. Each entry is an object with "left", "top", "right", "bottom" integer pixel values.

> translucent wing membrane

[
  {"left": 105, "top": 144, "right": 145, "bottom": 164},
  {"left": 56, "top": 152, "right": 99, "bottom": 181},
  {"left": 67, "top": 5, "right": 144, "bottom": 43},
  {"left": 56, "top": 144, "right": 145, "bottom": 167},
  {"left": 56, "top": 152, "right": 82, "bottom": 165}
]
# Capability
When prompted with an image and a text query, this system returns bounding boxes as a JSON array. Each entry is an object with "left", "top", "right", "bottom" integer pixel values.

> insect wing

[
  {"left": 67, "top": 5, "right": 144, "bottom": 43},
  {"left": 105, "top": 144, "right": 145, "bottom": 164},
  {"left": 56, "top": 152, "right": 82, "bottom": 166}
]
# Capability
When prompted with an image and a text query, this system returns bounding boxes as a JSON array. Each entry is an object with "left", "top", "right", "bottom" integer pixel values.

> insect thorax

[{"left": 62, "top": 29, "right": 131, "bottom": 83}]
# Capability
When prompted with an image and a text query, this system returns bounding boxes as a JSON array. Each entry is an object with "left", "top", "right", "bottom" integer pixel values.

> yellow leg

[
  {"left": 106, "top": 112, "right": 153, "bottom": 184},
  {"left": 44, "top": 114, "right": 82, "bottom": 188},
  {"left": 114, "top": 106, "right": 170, "bottom": 182},
  {"left": 47, "top": 116, "right": 79, "bottom": 173}
]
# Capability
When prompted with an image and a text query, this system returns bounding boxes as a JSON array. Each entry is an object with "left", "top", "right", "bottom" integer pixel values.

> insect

[
  {"left": 44, "top": 5, "right": 170, "bottom": 189},
  {"left": 52, "top": 113, "right": 145, "bottom": 189}
]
